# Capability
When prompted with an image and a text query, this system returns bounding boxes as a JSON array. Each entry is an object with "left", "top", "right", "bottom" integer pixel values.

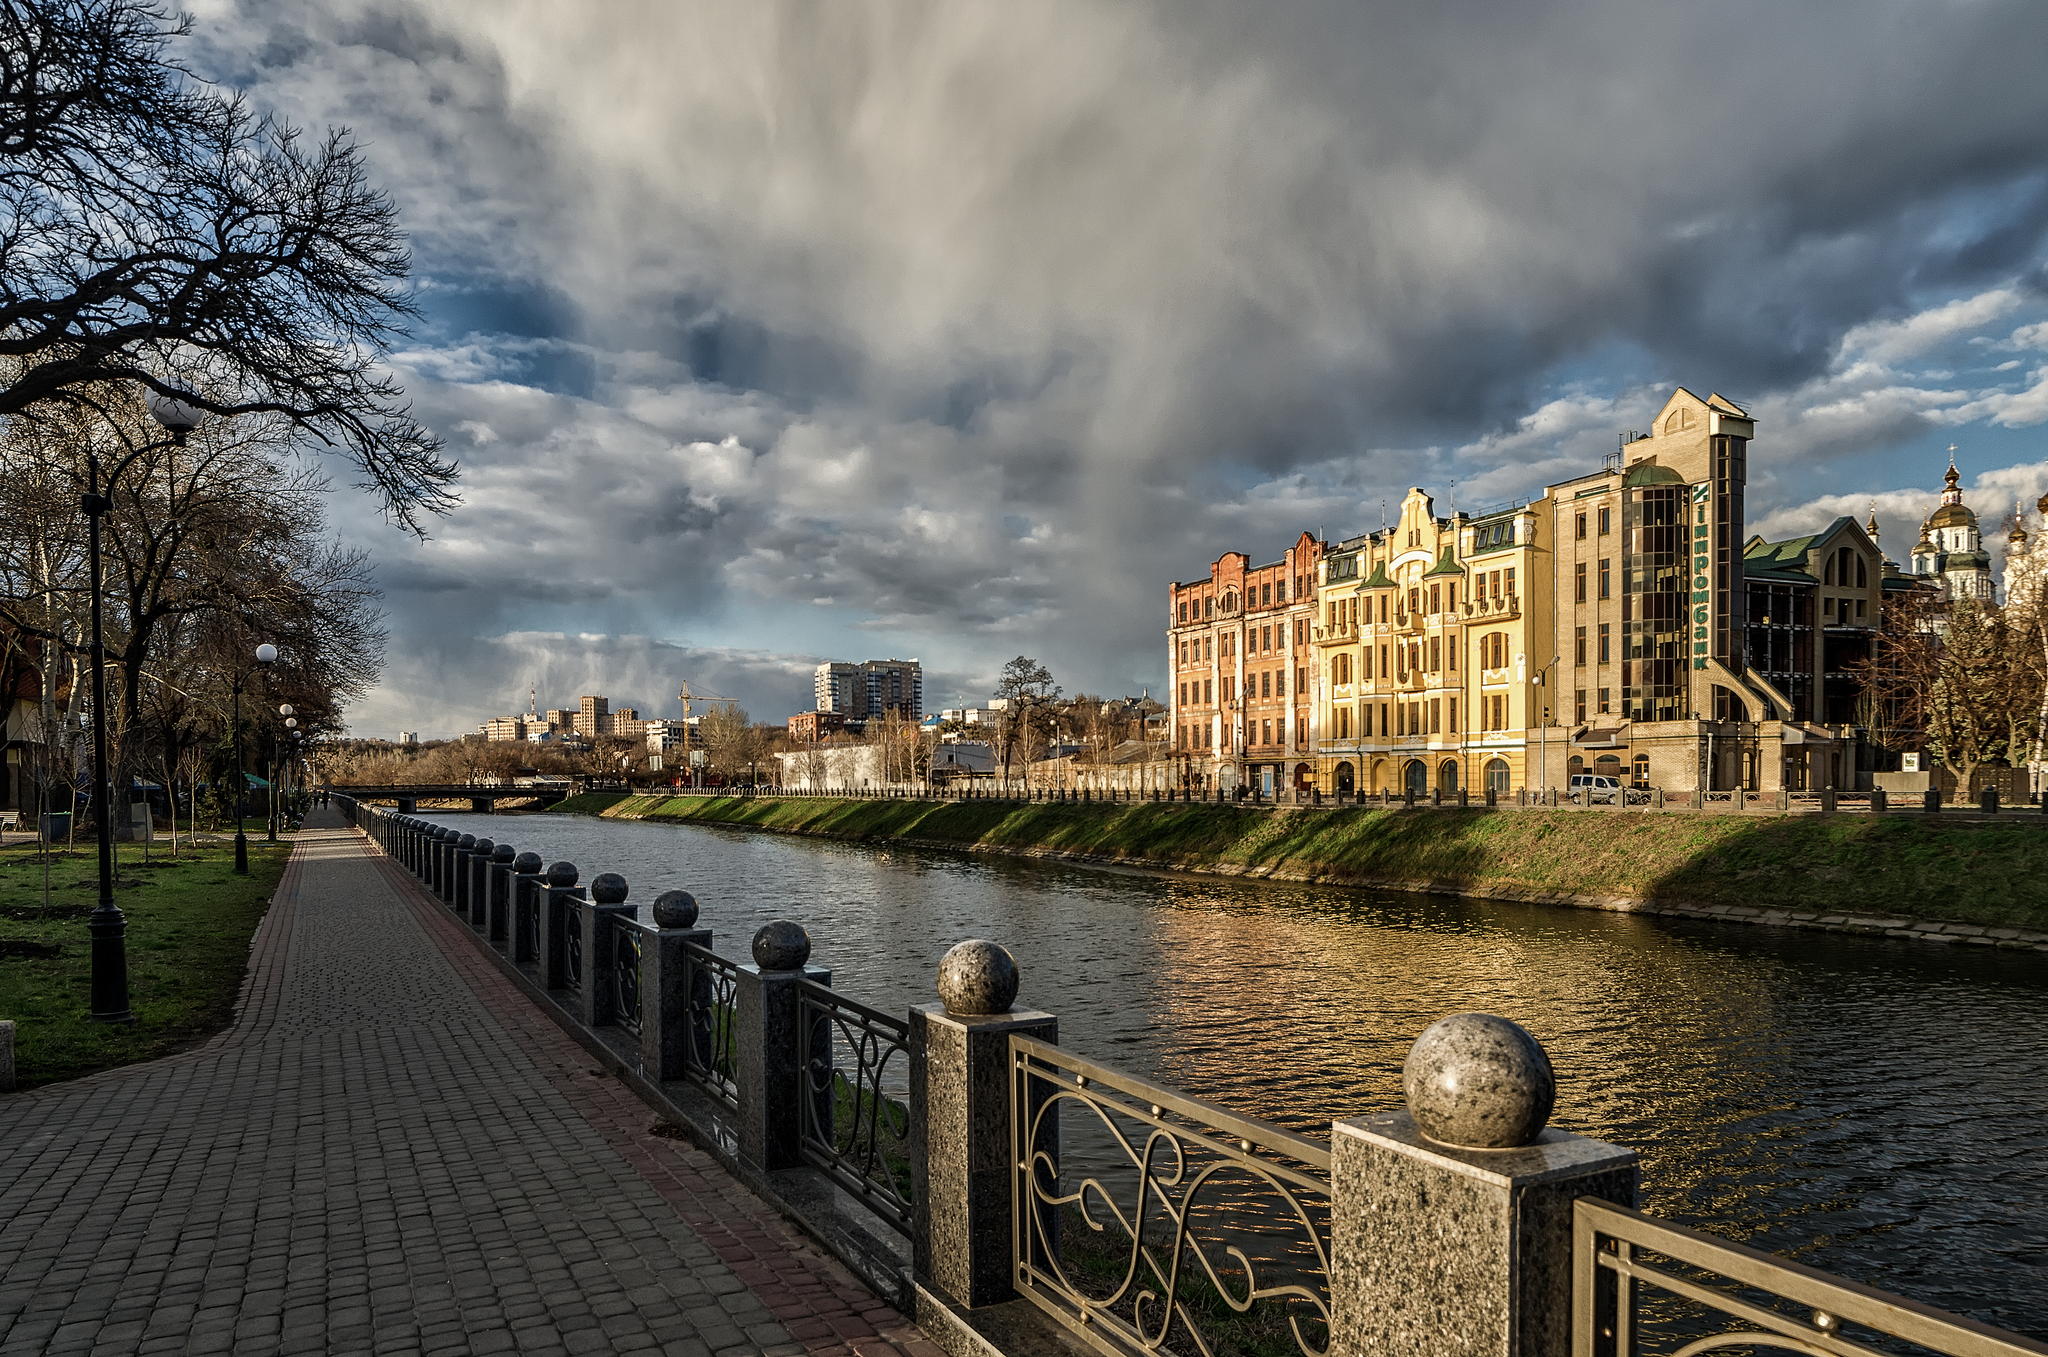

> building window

[
  {"left": 1576, "top": 689, "right": 1588, "bottom": 723},
  {"left": 1177, "top": 601, "right": 1186, "bottom": 623},
  {"left": 1576, "top": 512, "right": 1587, "bottom": 540},
  {"left": 1598, "top": 559, "right": 1612, "bottom": 599},
  {"left": 1204, "top": 680, "right": 1212, "bottom": 704},
  {"left": 1430, "top": 583, "right": 1442, "bottom": 614},
  {"left": 1575, "top": 626, "right": 1586, "bottom": 665},
  {"left": 1429, "top": 637, "right": 1441, "bottom": 672},
  {"left": 1598, "top": 505, "right": 1611, "bottom": 535},
  {"left": 1597, "top": 687, "right": 1610, "bottom": 713},
  {"left": 1261, "top": 671, "right": 1272, "bottom": 699},
  {"left": 1297, "top": 665, "right": 1307, "bottom": 691},
  {"left": 1598, "top": 623, "right": 1611, "bottom": 664},
  {"left": 1575, "top": 563, "right": 1587, "bottom": 602},
  {"left": 1505, "top": 567, "right": 1516, "bottom": 597}
]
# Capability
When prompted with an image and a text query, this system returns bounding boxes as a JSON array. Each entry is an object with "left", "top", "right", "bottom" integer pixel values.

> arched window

[
  {"left": 1664, "top": 408, "right": 1695, "bottom": 435},
  {"left": 1856, "top": 556, "right": 1867, "bottom": 588},
  {"left": 1568, "top": 755, "right": 1585, "bottom": 777},
  {"left": 1335, "top": 761, "right": 1356, "bottom": 794},
  {"left": 1437, "top": 760, "right": 1459, "bottom": 794},
  {"left": 1485, "top": 758, "right": 1510, "bottom": 794},
  {"left": 1404, "top": 760, "right": 1428, "bottom": 797},
  {"left": 1631, "top": 753, "right": 1651, "bottom": 787},
  {"left": 1594, "top": 754, "right": 1623, "bottom": 779}
]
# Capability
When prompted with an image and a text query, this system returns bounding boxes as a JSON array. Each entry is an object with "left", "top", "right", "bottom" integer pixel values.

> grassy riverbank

[
  {"left": 549, "top": 792, "right": 2048, "bottom": 933},
  {"left": 0, "top": 840, "right": 291, "bottom": 1088}
]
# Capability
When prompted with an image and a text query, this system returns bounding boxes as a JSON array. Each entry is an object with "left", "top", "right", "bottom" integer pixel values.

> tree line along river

[{"left": 422, "top": 809, "right": 2048, "bottom": 1338}]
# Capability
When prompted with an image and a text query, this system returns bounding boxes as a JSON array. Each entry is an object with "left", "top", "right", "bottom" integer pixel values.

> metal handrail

[
  {"left": 681, "top": 941, "right": 741, "bottom": 1109},
  {"left": 1009, "top": 1034, "right": 1332, "bottom": 1357},
  {"left": 796, "top": 979, "right": 914, "bottom": 1232},
  {"left": 1572, "top": 1197, "right": 2048, "bottom": 1357}
]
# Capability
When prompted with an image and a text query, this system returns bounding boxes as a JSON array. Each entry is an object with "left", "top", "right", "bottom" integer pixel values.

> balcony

[
  {"left": 1462, "top": 593, "right": 1521, "bottom": 620},
  {"left": 1314, "top": 618, "right": 1359, "bottom": 644}
]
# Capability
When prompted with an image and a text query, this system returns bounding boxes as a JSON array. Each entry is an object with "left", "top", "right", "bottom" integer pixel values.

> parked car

[{"left": 1568, "top": 773, "right": 1624, "bottom": 804}]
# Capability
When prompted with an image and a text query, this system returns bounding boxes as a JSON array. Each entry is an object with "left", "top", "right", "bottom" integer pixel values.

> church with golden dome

[{"left": 1908, "top": 451, "right": 1995, "bottom": 603}]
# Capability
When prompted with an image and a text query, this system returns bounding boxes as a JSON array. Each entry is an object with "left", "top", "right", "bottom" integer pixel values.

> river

[{"left": 420, "top": 809, "right": 2048, "bottom": 1336}]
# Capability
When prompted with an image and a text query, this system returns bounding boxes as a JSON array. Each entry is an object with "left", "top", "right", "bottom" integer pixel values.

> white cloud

[{"left": 1836, "top": 288, "right": 2020, "bottom": 366}]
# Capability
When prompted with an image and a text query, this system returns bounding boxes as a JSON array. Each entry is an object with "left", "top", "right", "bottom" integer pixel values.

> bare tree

[
  {"left": 991, "top": 655, "right": 1059, "bottom": 788},
  {"left": 1861, "top": 593, "right": 2035, "bottom": 795},
  {"left": 1, "top": 0, "right": 454, "bottom": 528}
]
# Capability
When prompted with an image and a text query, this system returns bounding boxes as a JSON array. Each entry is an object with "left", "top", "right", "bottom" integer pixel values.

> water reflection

[{"left": 422, "top": 812, "right": 2048, "bottom": 1337}]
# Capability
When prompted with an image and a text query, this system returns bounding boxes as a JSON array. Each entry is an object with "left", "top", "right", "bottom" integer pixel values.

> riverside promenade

[{"left": 0, "top": 810, "right": 943, "bottom": 1357}]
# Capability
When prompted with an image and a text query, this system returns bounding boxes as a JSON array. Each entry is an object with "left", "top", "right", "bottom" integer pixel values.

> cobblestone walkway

[{"left": 0, "top": 811, "right": 942, "bottom": 1357}]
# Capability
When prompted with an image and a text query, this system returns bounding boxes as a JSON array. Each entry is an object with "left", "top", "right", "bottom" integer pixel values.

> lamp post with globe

[
  {"left": 229, "top": 644, "right": 278, "bottom": 874},
  {"left": 268, "top": 705, "right": 297, "bottom": 841},
  {"left": 82, "top": 391, "right": 215, "bottom": 1023}
]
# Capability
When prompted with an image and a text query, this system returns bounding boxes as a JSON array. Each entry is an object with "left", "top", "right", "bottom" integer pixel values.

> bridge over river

[{"left": 335, "top": 783, "right": 571, "bottom": 813}]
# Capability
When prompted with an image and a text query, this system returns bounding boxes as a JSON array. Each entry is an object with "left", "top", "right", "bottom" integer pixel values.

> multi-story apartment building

[
  {"left": 1167, "top": 532, "right": 1322, "bottom": 794},
  {"left": 1313, "top": 491, "right": 1542, "bottom": 796},
  {"left": 572, "top": 695, "right": 609, "bottom": 740},
  {"left": 1169, "top": 387, "right": 1899, "bottom": 797},
  {"left": 479, "top": 716, "right": 528, "bottom": 742},
  {"left": 812, "top": 659, "right": 924, "bottom": 720}
]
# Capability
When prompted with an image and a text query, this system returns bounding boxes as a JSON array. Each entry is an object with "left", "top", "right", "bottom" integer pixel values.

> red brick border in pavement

[{"left": 357, "top": 831, "right": 946, "bottom": 1357}]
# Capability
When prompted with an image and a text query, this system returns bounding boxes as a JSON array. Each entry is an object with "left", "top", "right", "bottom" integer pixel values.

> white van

[{"left": 1568, "top": 773, "right": 1623, "bottom": 804}]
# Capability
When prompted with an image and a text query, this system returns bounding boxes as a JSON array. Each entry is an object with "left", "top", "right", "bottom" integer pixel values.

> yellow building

[{"left": 1313, "top": 488, "right": 1543, "bottom": 796}]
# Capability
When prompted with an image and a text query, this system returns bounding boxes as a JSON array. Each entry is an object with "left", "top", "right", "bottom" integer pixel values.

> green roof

[
  {"left": 1361, "top": 561, "right": 1394, "bottom": 589},
  {"left": 1424, "top": 547, "right": 1464, "bottom": 577},
  {"left": 1742, "top": 516, "right": 1865, "bottom": 583},
  {"left": 1622, "top": 459, "right": 1685, "bottom": 487}
]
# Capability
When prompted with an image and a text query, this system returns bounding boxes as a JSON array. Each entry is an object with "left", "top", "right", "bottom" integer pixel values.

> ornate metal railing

[
  {"left": 610, "top": 919, "right": 645, "bottom": 1036},
  {"left": 796, "top": 979, "right": 913, "bottom": 1232},
  {"left": 1573, "top": 1198, "right": 2048, "bottom": 1357},
  {"left": 682, "top": 941, "right": 741, "bottom": 1110},
  {"left": 517, "top": 882, "right": 540, "bottom": 964},
  {"left": 557, "top": 899, "right": 583, "bottom": 993},
  {"left": 1010, "top": 1035, "right": 1332, "bottom": 1357}
]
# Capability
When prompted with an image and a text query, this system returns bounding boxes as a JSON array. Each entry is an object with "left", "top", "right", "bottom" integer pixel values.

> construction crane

[{"left": 676, "top": 680, "right": 738, "bottom": 788}]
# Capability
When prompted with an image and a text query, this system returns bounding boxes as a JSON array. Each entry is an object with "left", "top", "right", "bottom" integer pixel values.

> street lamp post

[
  {"left": 230, "top": 645, "right": 278, "bottom": 874},
  {"left": 83, "top": 392, "right": 210, "bottom": 1023},
  {"left": 268, "top": 705, "right": 295, "bottom": 841}
]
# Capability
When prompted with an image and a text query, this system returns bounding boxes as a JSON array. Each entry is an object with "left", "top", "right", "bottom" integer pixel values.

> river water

[{"left": 422, "top": 810, "right": 2048, "bottom": 1336}]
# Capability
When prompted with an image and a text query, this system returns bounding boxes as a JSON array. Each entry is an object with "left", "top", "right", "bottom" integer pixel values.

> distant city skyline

[{"left": 182, "top": 3, "right": 2048, "bottom": 740}]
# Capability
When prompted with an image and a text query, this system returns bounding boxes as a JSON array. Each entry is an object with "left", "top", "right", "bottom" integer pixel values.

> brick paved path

[{"left": 0, "top": 812, "right": 942, "bottom": 1357}]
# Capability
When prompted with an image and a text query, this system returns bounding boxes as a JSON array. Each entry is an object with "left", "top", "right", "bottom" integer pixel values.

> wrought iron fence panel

[
  {"left": 517, "top": 883, "right": 540, "bottom": 964},
  {"left": 611, "top": 919, "right": 645, "bottom": 1036},
  {"left": 795, "top": 978, "right": 913, "bottom": 1232},
  {"left": 557, "top": 899, "right": 583, "bottom": 993},
  {"left": 1572, "top": 1198, "right": 2048, "bottom": 1357},
  {"left": 682, "top": 941, "right": 741, "bottom": 1110},
  {"left": 1010, "top": 1034, "right": 1332, "bottom": 1357}
]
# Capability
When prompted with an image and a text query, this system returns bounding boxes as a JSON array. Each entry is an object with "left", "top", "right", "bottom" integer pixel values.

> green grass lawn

[
  {"left": 555, "top": 792, "right": 2048, "bottom": 933},
  {"left": 0, "top": 837, "right": 291, "bottom": 1089}
]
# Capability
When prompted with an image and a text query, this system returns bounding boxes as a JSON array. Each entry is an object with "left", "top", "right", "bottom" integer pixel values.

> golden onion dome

[{"left": 1928, "top": 502, "right": 1977, "bottom": 529}]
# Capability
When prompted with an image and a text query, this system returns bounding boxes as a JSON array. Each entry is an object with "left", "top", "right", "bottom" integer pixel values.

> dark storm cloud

[{"left": 190, "top": 0, "right": 2048, "bottom": 731}]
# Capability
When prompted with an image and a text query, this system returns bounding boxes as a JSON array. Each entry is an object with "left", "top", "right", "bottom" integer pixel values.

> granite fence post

[
  {"left": 510, "top": 853, "right": 545, "bottom": 965},
  {"left": 579, "top": 873, "right": 634, "bottom": 1028},
  {"left": 486, "top": 843, "right": 517, "bottom": 943},
  {"left": 643, "top": 891, "right": 712, "bottom": 1081},
  {"left": 454, "top": 834, "right": 481, "bottom": 915},
  {"left": 0, "top": 1019, "right": 14, "bottom": 1093},
  {"left": 1871, "top": 786, "right": 1888, "bottom": 813},
  {"left": 911, "top": 938, "right": 1055, "bottom": 1310},
  {"left": 734, "top": 921, "right": 830, "bottom": 1171},
  {"left": 466, "top": 838, "right": 495, "bottom": 926},
  {"left": 438, "top": 829, "right": 460, "bottom": 899},
  {"left": 1329, "top": 1014, "right": 1639, "bottom": 1357},
  {"left": 539, "top": 863, "right": 585, "bottom": 996}
]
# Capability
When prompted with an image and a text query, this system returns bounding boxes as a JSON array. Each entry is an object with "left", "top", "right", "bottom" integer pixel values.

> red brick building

[{"left": 1167, "top": 531, "right": 1323, "bottom": 795}]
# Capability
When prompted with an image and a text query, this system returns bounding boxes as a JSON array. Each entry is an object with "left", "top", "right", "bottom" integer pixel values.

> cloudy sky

[{"left": 184, "top": 0, "right": 2048, "bottom": 738}]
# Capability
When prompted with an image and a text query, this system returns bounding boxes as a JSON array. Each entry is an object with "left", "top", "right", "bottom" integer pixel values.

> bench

[{"left": 0, "top": 811, "right": 20, "bottom": 832}]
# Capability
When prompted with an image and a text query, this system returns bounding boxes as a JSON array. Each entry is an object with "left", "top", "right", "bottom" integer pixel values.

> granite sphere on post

[
  {"left": 545, "top": 861, "right": 579, "bottom": 889},
  {"left": 457, "top": 833, "right": 476, "bottom": 849},
  {"left": 473, "top": 838, "right": 494, "bottom": 856},
  {"left": 589, "top": 872, "right": 629, "bottom": 905},
  {"left": 751, "top": 920, "right": 811, "bottom": 971},
  {"left": 491, "top": 843, "right": 516, "bottom": 864},
  {"left": 936, "top": 939, "right": 1019, "bottom": 1016},
  {"left": 652, "top": 890, "right": 699, "bottom": 929},
  {"left": 513, "top": 851, "right": 544, "bottom": 874},
  {"left": 1402, "top": 1013, "right": 1555, "bottom": 1150}
]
